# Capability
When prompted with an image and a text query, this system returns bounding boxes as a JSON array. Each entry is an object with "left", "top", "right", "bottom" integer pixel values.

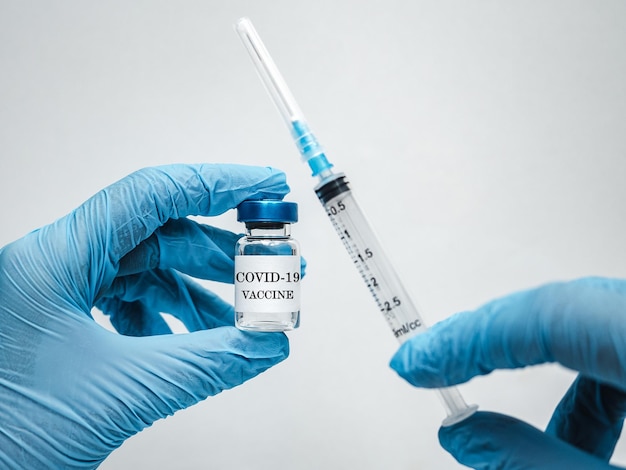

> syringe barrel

[
  {"left": 316, "top": 174, "right": 477, "bottom": 425},
  {"left": 315, "top": 175, "right": 427, "bottom": 342}
]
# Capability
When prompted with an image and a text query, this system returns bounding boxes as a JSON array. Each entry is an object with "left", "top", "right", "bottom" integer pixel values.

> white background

[{"left": 1, "top": 1, "right": 626, "bottom": 468}]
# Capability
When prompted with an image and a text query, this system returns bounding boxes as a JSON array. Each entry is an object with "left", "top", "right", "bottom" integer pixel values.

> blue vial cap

[{"left": 237, "top": 200, "right": 298, "bottom": 223}]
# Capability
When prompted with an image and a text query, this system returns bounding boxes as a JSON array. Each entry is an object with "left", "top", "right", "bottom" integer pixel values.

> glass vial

[{"left": 235, "top": 200, "right": 301, "bottom": 331}]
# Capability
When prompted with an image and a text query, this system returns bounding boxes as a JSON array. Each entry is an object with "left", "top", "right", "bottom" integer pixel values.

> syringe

[{"left": 235, "top": 17, "right": 477, "bottom": 426}]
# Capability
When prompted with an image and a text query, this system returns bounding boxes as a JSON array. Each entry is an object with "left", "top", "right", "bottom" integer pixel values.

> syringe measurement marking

[
  {"left": 328, "top": 207, "right": 382, "bottom": 303},
  {"left": 326, "top": 198, "right": 406, "bottom": 322},
  {"left": 329, "top": 203, "right": 378, "bottom": 292}
]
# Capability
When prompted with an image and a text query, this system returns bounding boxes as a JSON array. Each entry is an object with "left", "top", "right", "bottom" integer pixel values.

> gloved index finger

[
  {"left": 97, "top": 163, "right": 285, "bottom": 255},
  {"left": 390, "top": 277, "right": 626, "bottom": 390},
  {"left": 68, "top": 164, "right": 288, "bottom": 296}
]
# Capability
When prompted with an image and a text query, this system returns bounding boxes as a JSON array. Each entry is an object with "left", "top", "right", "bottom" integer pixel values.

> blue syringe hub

[{"left": 291, "top": 120, "right": 333, "bottom": 177}]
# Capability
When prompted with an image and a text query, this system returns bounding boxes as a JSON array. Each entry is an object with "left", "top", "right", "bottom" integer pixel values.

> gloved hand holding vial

[{"left": 0, "top": 164, "right": 291, "bottom": 467}]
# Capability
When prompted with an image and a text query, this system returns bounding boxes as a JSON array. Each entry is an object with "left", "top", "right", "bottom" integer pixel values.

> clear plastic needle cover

[
  {"left": 235, "top": 17, "right": 333, "bottom": 178},
  {"left": 235, "top": 18, "right": 304, "bottom": 125}
]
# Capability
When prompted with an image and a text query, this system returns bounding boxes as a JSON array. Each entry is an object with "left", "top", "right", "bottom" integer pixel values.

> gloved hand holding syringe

[{"left": 235, "top": 17, "right": 477, "bottom": 426}]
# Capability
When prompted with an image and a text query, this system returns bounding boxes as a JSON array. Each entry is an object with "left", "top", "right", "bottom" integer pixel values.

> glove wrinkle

[
  {"left": 117, "top": 233, "right": 160, "bottom": 277},
  {"left": 547, "top": 376, "right": 626, "bottom": 461}
]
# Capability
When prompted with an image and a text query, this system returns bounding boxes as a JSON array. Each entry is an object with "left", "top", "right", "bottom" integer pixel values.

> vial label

[{"left": 235, "top": 255, "right": 301, "bottom": 313}]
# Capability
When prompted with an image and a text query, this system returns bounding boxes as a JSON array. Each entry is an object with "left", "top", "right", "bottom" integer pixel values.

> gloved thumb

[
  {"left": 439, "top": 411, "right": 622, "bottom": 469},
  {"left": 97, "top": 327, "right": 289, "bottom": 439}
]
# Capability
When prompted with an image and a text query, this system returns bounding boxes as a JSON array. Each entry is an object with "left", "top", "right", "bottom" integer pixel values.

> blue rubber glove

[
  {"left": 0, "top": 164, "right": 291, "bottom": 469},
  {"left": 390, "top": 277, "right": 626, "bottom": 469}
]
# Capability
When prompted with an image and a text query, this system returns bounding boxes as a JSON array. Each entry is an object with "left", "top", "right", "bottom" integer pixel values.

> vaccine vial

[{"left": 234, "top": 200, "right": 301, "bottom": 331}]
